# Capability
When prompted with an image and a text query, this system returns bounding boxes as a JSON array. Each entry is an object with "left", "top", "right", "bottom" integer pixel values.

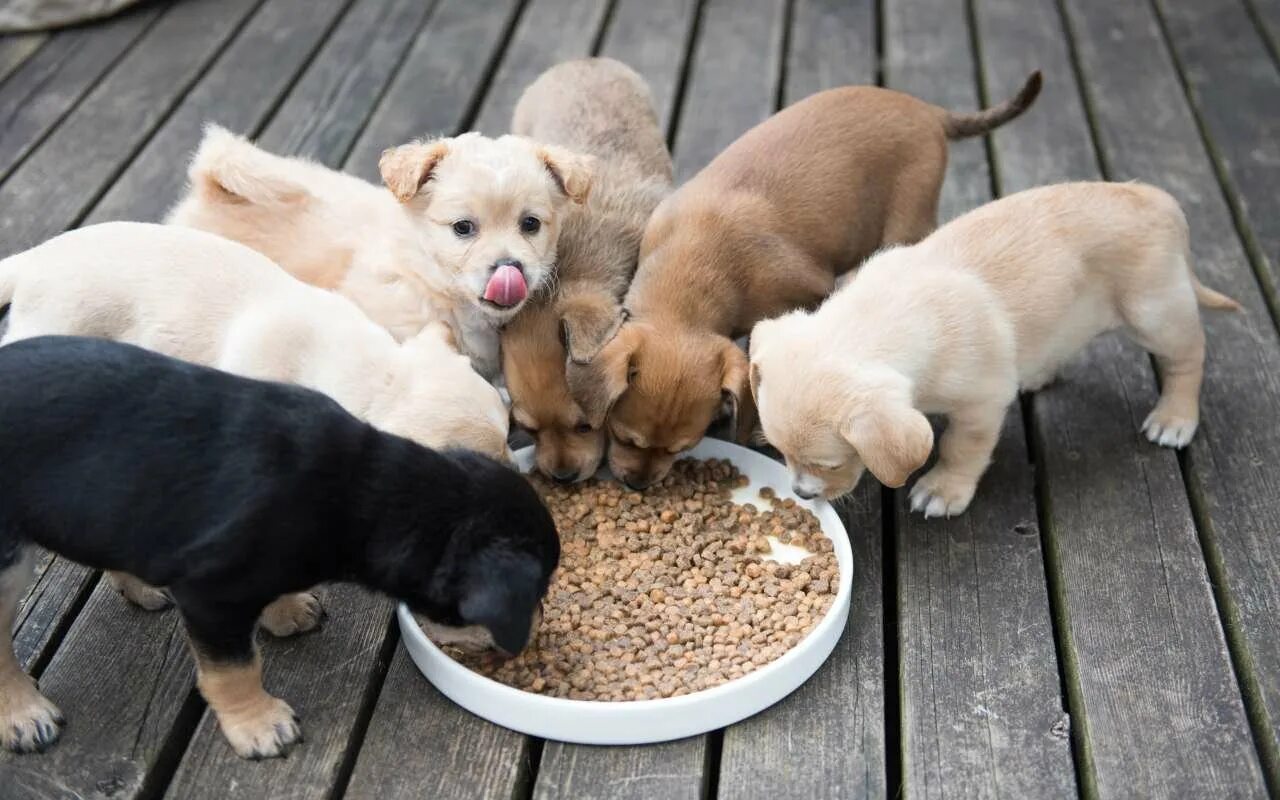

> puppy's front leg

[
  {"left": 258, "top": 591, "right": 323, "bottom": 637},
  {"left": 174, "top": 591, "right": 302, "bottom": 759},
  {"left": 0, "top": 546, "right": 64, "bottom": 753},
  {"left": 909, "top": 403, "right": 1006, "bottom": 518}
]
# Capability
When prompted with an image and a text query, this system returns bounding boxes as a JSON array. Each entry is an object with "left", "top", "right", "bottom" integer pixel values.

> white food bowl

[{"left": 397, "top": 438, "right": 854, "bottom": 745}]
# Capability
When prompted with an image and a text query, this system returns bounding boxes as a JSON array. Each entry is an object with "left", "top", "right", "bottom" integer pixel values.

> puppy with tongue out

[{"left": 381, "top": 132, "right": 595, "bottom": 331}]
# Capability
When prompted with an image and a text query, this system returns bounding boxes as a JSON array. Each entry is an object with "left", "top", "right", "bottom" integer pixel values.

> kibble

[{"left": 437, "top": 458, "right": 839, "bottom": 701}]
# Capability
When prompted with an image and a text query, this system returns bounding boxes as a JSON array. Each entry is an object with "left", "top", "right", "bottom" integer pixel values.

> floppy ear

[
  {"left": 558, "top": 293, "right": 627, "bottom": 365},
  {"left": 565, "top": 324, "right": 642, "bottom": 428},
  {"left": 719, "top": 341, "right": 755, "bottom": 444},
  {"left": 840, "top": 400, "right": 933, "bottom": 488},
  {"left": 459, "top": 555, "right": 542, "bottom": 655},
  {"left": 380, "top": 139, "right": 450, "bottom": 202},
  {"left": 537, "top": 144, "right": 595, "bottom": 205}
]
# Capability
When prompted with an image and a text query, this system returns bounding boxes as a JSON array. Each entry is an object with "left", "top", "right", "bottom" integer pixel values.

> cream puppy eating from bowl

[
  {"left": 167, "top": 126, "right": 593, "bottom": 378},
  {"left": 0, "top": 221, "right": 510, "bottom": 617},
  {"left": 749, "top": 182, "right": 1240, "bottom": 517}
]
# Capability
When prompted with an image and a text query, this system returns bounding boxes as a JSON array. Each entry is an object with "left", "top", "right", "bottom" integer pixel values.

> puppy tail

[
  {"left": 183, "top": 123, "right": 309, "bottom": 207},
  {"left": 942, "top": 70, "right": 1042, "bottom": 139},
  {"left": 1194, "top": 279, "right": 1243, "bottom": 312}
]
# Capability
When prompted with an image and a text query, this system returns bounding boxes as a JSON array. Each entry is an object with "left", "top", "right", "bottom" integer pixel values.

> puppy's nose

[
  {"left": 551, "top": 468, "right": 578, "bottom": 484},
  {"left": 793, "top": 483, "right": 819, "bottom": 500},
  {"left": 623, "top": 475, "right": 652, "bottom": 491},
  {"left": 493, "top": 257, "right": 524, "bottom": 274}
]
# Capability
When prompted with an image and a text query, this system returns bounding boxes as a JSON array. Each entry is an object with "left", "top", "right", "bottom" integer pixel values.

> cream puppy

[
  {"left": 749, "top": 182, "right": 1240, "bottom": 517},
  {"left": 0, "top": 222, "right": 510, "bottom": 612},
  {"left": 167, "top": 126, "right": 593, "bottom": 379}
]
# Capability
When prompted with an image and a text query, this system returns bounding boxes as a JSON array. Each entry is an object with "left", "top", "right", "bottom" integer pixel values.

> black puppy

[{"left": 0, "top": 336, "right": 558, "bottom": 758}]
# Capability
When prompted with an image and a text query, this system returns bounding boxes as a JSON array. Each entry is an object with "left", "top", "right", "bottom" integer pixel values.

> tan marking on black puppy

[
  {"left": 106, "top": 571, "right": 322, "bottom": 636},
  {"left": 0, "top": 547, "right": 65, "bottom": 753},
  {"left": 194, "top": 649, "right": 301, "bottom": 759}
]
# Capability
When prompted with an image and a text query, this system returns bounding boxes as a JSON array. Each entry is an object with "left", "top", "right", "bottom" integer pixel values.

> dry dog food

[{"left": 439, "top": 458, "right": 839, "bottom": 701}]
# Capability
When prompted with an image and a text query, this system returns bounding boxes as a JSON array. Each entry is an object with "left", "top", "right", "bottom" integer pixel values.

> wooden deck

[{"left": 1, "top": 0, "right": 1279, "bottom": 797}]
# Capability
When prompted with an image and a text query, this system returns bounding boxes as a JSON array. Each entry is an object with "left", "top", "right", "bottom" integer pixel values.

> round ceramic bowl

[{"left": 397, "top": 438, "right": 854, "bottom": 745}]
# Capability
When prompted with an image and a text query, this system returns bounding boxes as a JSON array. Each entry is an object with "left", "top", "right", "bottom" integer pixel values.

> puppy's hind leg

[
  {"left": 1124, "top": 281, "right": 1206, "bottom": 449},
  {"left": 909, "top": 402, "right": 1007, "bottom": 518},
  {"left": 258, "top": 591, "right": 323, "bottom": 637},
  {"left": 0, "top": 545, "right": 64, "bottom": 753},
  {"left": 173, "top": 588, "right": 302, "bottom": 759},
  {"left": 106, "top": 571, "right": 172, "bottom": 611}
]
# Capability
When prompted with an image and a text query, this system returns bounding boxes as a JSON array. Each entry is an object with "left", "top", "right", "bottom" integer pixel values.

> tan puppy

[
  {"left": 503, "top": 58, "right": 673, "bottom": 483},
  {"left": 749, "top": 182, "right": 1240, "bottom": 517},
  {"left": 0, "top": 222, "right": 510, "bottom": 613},
  {"left": 167, "top": 126, "right": 594, "bottom": 378},
  {"left": 567, "top": 73, "right": 1043, "bottom": 489}
]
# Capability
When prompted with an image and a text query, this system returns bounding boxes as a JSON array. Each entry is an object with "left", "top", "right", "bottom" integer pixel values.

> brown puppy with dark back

[
  {"left": 503, "top": 58, "right": 673, "bottom": 482},
  {"left": 567, "top": 72, "right": 1044, "bottom": 489}
]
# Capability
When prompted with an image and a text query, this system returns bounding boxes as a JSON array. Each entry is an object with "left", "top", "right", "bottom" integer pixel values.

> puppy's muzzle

[
  {"left": 481, "top": 258, "right": 529, "bottom": 309},
  {"left": 793, "top": 484, "right": 820, "bottom": 500}
]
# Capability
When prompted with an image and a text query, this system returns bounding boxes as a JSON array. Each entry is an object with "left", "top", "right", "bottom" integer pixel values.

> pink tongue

[{"left": 483, "top": 264, "right": 528, "bottom": 307}]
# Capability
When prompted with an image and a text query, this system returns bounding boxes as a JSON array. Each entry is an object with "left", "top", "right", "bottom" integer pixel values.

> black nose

[
  {"left": 623, "top": 475, "right": 651, "bottom": 491},
  {"left": 551, "top": 469, "right": 577, "bottom": 484},
  {"left": 494, "top": 257, "right": 524, "bottom": 273},
  {"left": 794, "top": 486, "right": 819, "bottom": 500}
]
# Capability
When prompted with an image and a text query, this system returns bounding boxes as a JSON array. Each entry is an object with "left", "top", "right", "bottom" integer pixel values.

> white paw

[
  {"left": 1142, "top": 411, "right": 1197, "bottom": 449},
  {"left": 259, "top": 592, "right": 323, "bottom": 637},
  {"left": 908, "top": 468, "right": 977, "bottom": 519},
  {"left": 0, "top": 680, "right": 64, "bottom": 753},
  {"left": 218, "top": 697, "right": 302, "bottom": 760}
]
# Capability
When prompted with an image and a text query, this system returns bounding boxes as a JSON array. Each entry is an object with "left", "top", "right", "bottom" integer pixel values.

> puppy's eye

[
  {"left": 573, "top": 423, "right": 593, "bottom": 435},
  {"left": 452, "top": 220, "right": 476, "bottom": 237},
  {"left": 520, "top": 216, "right": 541, "bottom": 234}
]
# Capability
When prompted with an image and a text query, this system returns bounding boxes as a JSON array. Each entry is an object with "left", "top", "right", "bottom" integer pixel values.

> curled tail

[
  {"left": 942, "top": 71, "right": 1043, "bottom": 139},
  {"left": 1194, "top": 279, "right": 1243, "bottom": 312}
]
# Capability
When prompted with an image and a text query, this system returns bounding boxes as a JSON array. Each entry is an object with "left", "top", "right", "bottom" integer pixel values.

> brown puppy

[
  {"left": 503, "top": 58, "right": 673, "bottom": 482},
  {"left": 567, "top": 73, "right": 1043, "bottom": 489}
]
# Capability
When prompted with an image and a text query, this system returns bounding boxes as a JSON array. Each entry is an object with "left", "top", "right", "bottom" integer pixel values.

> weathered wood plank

[
  {"left": 0, "top": 583, "right": 198, "bottom": 800},
  {"left": 163, "top": 588, "right": 394, "bottom": 800},
  {"left": 0, "top": 0, "right": 264, "bottom": 258},
  {"left": 0, "top": 32, "right": 45, "bottom": 87},
  {"left": 343, "top": 0, "right": 523, "bottom": 181},
  {"left": 1029, "top": 0, "right": 1280, "bottom": 794},
  {"left": 256, "top": 0, "right": 434, "bottom": 164},
  {"left": 343, "top": 645, "right": 536, "bottom": 800},
  {"left": 883, "top": 0, "right": 988, "bottom": 222},
  {"left": 670, "top": 0, "right": 786, "bottom": 182},
  {"left": 717, "top": 10, "right": 887, "bottom": 797},
  {"left": 881, "top": 3, "right": 1075, "bottom": 797},
  {"left": 471, "top": 0, "right": 613, "bottom": 135},
  {"left": 1247, "top": 0, "right": 1280, "bottom": 58},
  {"left": 13, "top": 557, "right": 93, "bottom": 672},
  {"left": 1155, "top": 0, "right": 1280, "bottom": 317},
  {"left": 596, "top": 0, "right": 698, "bottom": 134},
  {"left": 534, "top": 739, "right": 707, "bottom": 800},
  {"left": 86, "top": 0, "right": 353, "bottom": 225},
  {"left": 0, "top": 5, "right": 159, "bottom": 182}
]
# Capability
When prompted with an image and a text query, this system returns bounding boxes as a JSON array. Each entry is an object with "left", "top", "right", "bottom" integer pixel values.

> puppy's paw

[
  {"left": 107, "top": 571, "right": 172, "bottom": 611},
  {"left": 259, "top": 592, "right": 323, "bottom": 637},
  {"left": 0, "top": 679, "right": 64, "bottom": 754},
  {"left": 218, "top": 697, "right": 302, "bottom": 760},
  {"left": 1142, "top": 409, "right": 1197, "bottom": 449},
  {"left": 908, "top": 468, "right": 978, "bottom": 519}
]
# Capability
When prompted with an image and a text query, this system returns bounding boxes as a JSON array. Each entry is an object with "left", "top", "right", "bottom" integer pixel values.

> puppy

[
  {"left": 502, "top": 58, "right": 673, "bottom": 483},
  {"left": 0, "top": 222, "right": 510, "bottom": 618},
  {"left": 167, "top": 126, "right": 594, "bottom": 379},
  {"left": 0, "top": 336, "right": 559, "bottom": 758},
  {"left": 566, "top": 73, "right": 1044, "bottom": 490},
  {"left": 749, "top": 182, "right": 1240, "bottom": 517}
]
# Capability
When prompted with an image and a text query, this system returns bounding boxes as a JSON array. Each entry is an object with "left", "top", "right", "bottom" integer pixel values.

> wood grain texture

[
  {"left": 0, "top": 5, "right": 158, "bottom": 181},
  {"left": 86, "top": 0, "right": 352, "bottom": 224},
  {"left": 1246, "top": 0, "right": 1280, "bottom": 58},
  {"left": 897, "top": 414, "right": 1074, "bottom": 800},
  {"left": 0, "top": 583, "right": 198, "bottom": 800},
  {"left": 534, "top": 739, "right": 707, "bottom": 800},
  {"left": 13, "top": 556, "right": 94, "bottom": 672},
  {"left": 0, "top": 0, "right": 263, "bottom": 258},
  {"left": 343, "top": 0, "right": 523, "bottom": 181},
  {"left": 718, "top": 482, "right": 886, "bottom": 799},
  {"left": 256, "top": 0, "right": 433, "bottom": 165},
  {"left": 717, "top": 10, "right": 887, "bottom": 797},
  {"left": 471, "top": 0, "right": 613, "bottom": 135},
  {"left": 342, "top": 644, "right": 535, "bottom": 800},
  {"left": 669, "top": 0, "right": 787, "bottom": 181},
  {"left": 1155, "top": 0, "right": 1280, "bottom": 313},
  {"left": 0, "top": 32, "right": 45, "bottom": 87},
  {"left": 596, "top": 0, "right": 698, "bottom": 134},
  {"left": 163, "top": 587, "right": 394, "bottom": 800},
  {"left": 1062, "top": 0, "right": 1280, "bottom": 793},
  {"left": 883, "top": 0, "right": 989, "bottom": 222}
]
